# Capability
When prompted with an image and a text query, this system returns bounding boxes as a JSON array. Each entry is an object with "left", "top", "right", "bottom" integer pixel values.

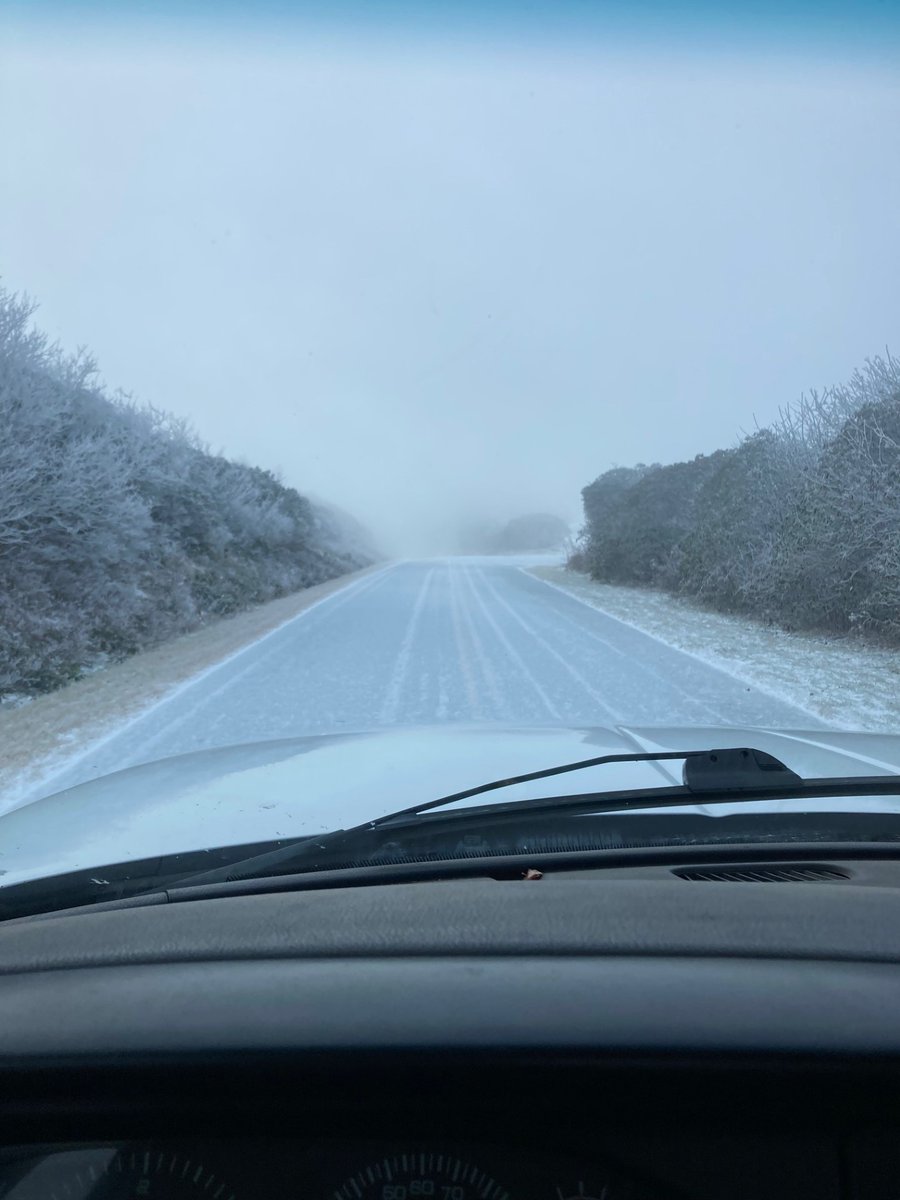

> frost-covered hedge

[
  {"left": 0, "top": 288, "right": 376, "bottom": 698},
  {"left": 579, "top": 354, "right": 900, "bottom": 641}
]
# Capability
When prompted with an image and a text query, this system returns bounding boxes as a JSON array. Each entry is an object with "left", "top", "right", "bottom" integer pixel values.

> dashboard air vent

[{"left": 672, "top": 863, "right": 851, "bottom": 883}]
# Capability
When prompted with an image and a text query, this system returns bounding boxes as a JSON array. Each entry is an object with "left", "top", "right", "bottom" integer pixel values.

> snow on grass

[
  {"left": 0, "top": 564, "right": 385, "bottom": 814},
  {"left": 528, "top": 565, "right": 900, "bottom": 733}
]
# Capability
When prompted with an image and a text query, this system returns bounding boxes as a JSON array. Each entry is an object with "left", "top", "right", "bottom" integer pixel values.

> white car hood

[{"left": 2, "top": 723, "right": 900, "bottom": 887}]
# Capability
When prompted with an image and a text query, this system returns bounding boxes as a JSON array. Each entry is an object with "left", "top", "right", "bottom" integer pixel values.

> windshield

[{"left": 1, "top": 0, "right": 899, "bottom": 883}]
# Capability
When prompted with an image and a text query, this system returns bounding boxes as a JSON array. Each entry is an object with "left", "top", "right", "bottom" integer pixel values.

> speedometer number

[
  {"left": 383, "top": 1183, "right": 464, "bottom": 1200},
  {"left": 335, "top": 1154, "right": 509, "bottom": 1200}
]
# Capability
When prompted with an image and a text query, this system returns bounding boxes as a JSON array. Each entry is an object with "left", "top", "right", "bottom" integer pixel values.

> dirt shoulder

[
  {"left": 0, "top": 564, "right": 384, "bottom": 807},
  {"left": 528, "top": 565, "right": 900, "bottom": 732}
]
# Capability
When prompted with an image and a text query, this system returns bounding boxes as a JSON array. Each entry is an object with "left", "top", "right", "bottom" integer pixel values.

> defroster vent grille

[{"left": 672, "top": 863, "right": 851, "bottom": 883}]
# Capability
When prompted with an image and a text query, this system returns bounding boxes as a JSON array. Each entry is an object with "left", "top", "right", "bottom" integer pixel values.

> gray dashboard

[
  {"left": 3, "top": 878, "right": 900, "bottom": 1056},
  {"left": 1, "top": 876, "right": 900, "bottom": 1200}
]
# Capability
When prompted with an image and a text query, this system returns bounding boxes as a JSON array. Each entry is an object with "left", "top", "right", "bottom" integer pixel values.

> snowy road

[{"left": 32, "top": 558, "right": 821, "bottom": 798}]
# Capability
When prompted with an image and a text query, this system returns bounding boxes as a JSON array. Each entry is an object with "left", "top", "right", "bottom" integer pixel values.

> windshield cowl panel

[{"left": 3, "top": 724, "right": 900, "bottom": 891}]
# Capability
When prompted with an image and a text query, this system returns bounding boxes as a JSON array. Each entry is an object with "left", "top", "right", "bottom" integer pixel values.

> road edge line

[
  {"left": 520, "top": 567, "right": 827, "bottom": 728},
  {"left": 17, "top": 562, "right": 398, "bottom": 803}
]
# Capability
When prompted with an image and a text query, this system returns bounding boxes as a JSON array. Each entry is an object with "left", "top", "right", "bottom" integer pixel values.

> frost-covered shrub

[
  {"left": 580, "top": 353, "right": 900, "bottom": 641},
  {"left": 0, "top": 287, "right": 376, "bottom": 697}
]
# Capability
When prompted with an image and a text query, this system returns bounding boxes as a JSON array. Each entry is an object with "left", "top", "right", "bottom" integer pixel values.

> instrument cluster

[{"left": 0, "top": 1141, "right": 675, "bottom": 1200}]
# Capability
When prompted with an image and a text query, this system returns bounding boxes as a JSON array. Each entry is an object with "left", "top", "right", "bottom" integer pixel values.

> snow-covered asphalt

[{"left": 32, "top": 558, "right": 821, "bottom": 798}]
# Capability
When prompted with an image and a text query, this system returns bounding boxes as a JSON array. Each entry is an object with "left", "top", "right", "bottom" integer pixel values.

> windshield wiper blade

[
  {"left": 381, "top": 746, "right": 804, "bottom": 820},
  {"left": 173, "top": 746, "right": 813, "bottom": 886},
  {"left": 174, "top": 767, "right": 900, "bottom": 891}
]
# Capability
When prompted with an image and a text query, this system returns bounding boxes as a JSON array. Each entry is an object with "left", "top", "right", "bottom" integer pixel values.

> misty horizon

[{"left": 2, "top": 5, "right": 898, "bottom": 555}]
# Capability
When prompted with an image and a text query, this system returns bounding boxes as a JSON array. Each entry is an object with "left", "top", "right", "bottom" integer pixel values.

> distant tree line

[
  {"left": 458, "top": 512, "right": 570, "bottom": 554},
  {"left": 577, "top": 353, "right": 900, "bottom": 642},
  {"left": 0, "top": 287, "right": 377, "bottom": 699}
]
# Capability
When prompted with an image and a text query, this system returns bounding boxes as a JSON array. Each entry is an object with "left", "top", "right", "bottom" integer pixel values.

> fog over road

[{"left": 32, "top": 558, "right": 821, "bottom": 799}]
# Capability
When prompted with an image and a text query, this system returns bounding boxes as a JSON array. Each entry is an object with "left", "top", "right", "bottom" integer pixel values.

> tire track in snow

[
  {"left": 524, "top": 568, "right": 787, "bottom": 724},
  {"left": 449, "top": 565, "right": 507, "bottom": 718},
  {"left": 458, "top": 566, "right": 562, "bottom": 721},
  {"left": 448, "top": 563, "right": 484, "bottom": 719},
  {"left": 514, "top": 569, "right": 727, "bottom": 724},
  {"left": 57, "top": 566, "right": 399, "bottom": 778},
  {"left": 474, "top": 567, "right": 623, "bottom": 724},
  {"left": 379, "top": 567, "right": 436, "bottom": 723}
]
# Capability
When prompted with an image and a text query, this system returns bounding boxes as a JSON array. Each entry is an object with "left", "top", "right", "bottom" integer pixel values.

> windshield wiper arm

[
  {"left": 378, "top": 746, "right": 803, "bottom": 821},
  {"left": 173, "top": 746, "right": 810, "bottom": 886}
]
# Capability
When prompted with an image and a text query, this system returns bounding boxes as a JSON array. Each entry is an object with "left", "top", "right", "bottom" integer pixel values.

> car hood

[{"left": 2, "top": 723, "right": 900, "bottom": 887}]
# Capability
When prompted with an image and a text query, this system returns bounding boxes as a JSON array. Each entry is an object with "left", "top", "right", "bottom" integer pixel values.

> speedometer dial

[
  {"left": 334, "top": 1153, "right": 510, "bottom": 1200},
  {"left": 0, "top": 1147, "right": 237, "bottom": 1200}
]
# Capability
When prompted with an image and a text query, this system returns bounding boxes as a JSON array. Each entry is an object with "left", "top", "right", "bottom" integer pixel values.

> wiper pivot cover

[{"left": 684, "top": 748, "right": 802, "bottom": 793}]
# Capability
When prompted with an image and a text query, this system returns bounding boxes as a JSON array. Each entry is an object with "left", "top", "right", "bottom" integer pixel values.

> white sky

[{"left": 2, "top": 22, "right": 899, "bottom": 553}]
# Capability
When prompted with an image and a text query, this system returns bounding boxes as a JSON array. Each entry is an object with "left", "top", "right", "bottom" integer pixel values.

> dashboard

[{"left": 3, "top": 873, "right": 900, "bottom": 1200}]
